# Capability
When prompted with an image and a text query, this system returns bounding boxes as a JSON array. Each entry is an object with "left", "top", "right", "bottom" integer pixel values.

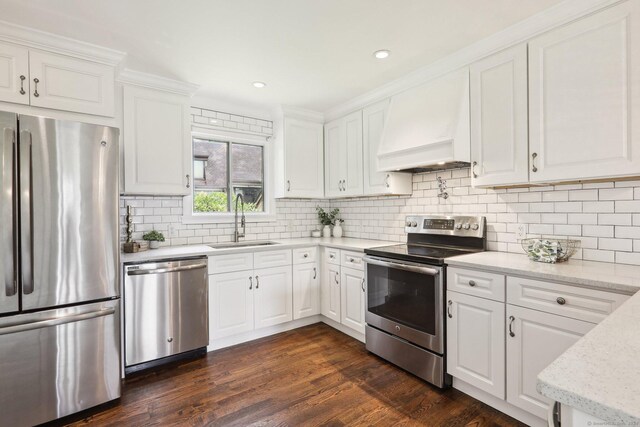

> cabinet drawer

[
  {"left": 341, "top": 250, "right": 364, "bottom": 271},
  {"left": 208, "top": 252, "right": 253, "bottom": 275},
  {"left": 325, "top": 247, "right": 340, "bottom": 266},
  {"left": 253, "top": 249, "right": 292, "bottom": 269},
  {"left": 447, "top": 267, "right": 506, "bottom": 302},
  {"left": 293, "top": 247, "right": 317, "bottom": 264},
  {"left": 507, "top": 276, "right": 629, "bottom": 324}
]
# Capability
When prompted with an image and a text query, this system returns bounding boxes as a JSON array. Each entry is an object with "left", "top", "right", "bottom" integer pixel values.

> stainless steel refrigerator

[{"left": 0, "top": 111, "right": 121, "bottom": 427}]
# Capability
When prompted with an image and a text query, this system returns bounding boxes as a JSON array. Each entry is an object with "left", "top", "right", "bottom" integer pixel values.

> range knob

[
  {"left": 471, "top": 223, "right": 479, "bottom": 230},
  {"left": 411, "top": 221, "right": 417, "bottom": 227},
  {"left": 462, "top": 223, "right": 471, "bottom": 230},
  {"left": 455, "top": 223, "right": 462, "bottom": 230},
  {"left": 406, "top": 221, "right": 412, "bottom": 227}
]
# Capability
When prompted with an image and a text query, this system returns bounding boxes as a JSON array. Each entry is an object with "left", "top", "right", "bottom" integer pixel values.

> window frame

[{"left": 183, "top": 127, "right": 275, "bottom": 224}]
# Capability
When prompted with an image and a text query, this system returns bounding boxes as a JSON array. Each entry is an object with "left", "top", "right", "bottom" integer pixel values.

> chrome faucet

[{"left": 234, "top": 193, "right": 246, "bottom": 242}]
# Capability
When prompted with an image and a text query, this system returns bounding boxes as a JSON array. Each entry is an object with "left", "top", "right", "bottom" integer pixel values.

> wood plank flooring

[{"left": 64, "top": 324, "right": 524, "bottom": 426}]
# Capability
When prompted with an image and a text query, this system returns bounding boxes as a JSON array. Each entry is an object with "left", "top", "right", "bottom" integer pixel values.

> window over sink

[{"left": 183, "top": 130, "right": 274, "bottom": 223}]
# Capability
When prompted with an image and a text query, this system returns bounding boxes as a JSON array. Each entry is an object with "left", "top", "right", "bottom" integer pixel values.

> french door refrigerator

[{"left": 0, "top": 111, "right": 121, "bottom": 427}]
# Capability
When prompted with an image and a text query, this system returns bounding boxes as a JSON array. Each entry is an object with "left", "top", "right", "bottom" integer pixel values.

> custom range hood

[{"left": 377, "top": 68, "right": 470, "bottom": 172}]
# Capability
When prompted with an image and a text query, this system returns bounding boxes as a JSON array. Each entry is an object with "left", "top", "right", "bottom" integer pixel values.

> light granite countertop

[
  {"left": 120, "top": 237, "right": 395, "bottom": 264},
  {"left": 445, "top": 251, "right": 640, "bottom": 294},
  {"left": 446, "top": 251, "right": 640, "bottom": 424}
]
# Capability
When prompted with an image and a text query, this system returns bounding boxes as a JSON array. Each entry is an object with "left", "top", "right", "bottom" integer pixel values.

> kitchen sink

[{"left": 208, "top": 241, "right": 279, "bottom": 250}]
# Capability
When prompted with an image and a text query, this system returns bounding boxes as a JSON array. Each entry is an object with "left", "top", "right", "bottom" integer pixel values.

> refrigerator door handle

[
  {"left": 19, "top": 130, "right": 33, "bottom": 295},
  {"left": 2, "top": 127, "right": 16, "bottom": 297},
  {"left": 0, "top": 306, "right": 115, "bottom": 336}
]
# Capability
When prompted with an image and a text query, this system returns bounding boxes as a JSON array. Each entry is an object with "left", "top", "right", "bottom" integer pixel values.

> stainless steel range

[{"left": 363, "top": 215, "right": 486, "bottom": 388}]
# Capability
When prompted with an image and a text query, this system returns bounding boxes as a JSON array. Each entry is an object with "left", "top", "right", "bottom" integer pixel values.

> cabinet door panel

[
  {"left": 324, "top": 119, "right": 342, "bottom": 197},
  {"left": 254, "top": 266, "right": 293, "bottom": 328},
  {"left": 284, "top": 118, "right": 324, "bottom": 198},
  {"left": 123, "top": 85, "right": 191, "bottom": 195},
  {"left": 209, "top": 271, "right": 254, "bottom": 340},
  {"left": 0, "top": 42, "right": 29, "bottom": 105},
  {"left": 447, "top": 291, "right": 505, "bottom": 399},
  {"left": 506, "top": 305, "right": 594, "bottom": 419},
  {"left": 528, "top": 1, "right": 640, "bottom": 182},
  {"left": 471, "top": 43, "right": 528, "bottom": 187},
  {"left": 29, "top": 50, "right": 115, "bottom": 116},
  {"left": 342, "top": 110, "right": 363, "bottom": 196},
  {"left": 340, "top": 267, "right": 365, "bottom": 334},
  {"left": 321, "top": 263, "right": 341, "bottom": 322},
  {"left": 293, "top": 263, "right": 319, "bottom": 319}
]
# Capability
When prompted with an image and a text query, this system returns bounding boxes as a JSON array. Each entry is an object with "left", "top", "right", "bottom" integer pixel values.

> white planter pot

[
  {"left": 322, "top": 225, "right": 332, "bottom": 238},
  {"left": 149, "top": 241, "right": 161, "bottom": 249},
  {"left": 333, "top": 224, "right": 343, "bottom": 238}
]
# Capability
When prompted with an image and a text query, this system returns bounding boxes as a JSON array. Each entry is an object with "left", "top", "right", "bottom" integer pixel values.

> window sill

[{"left": 182, "top": 212, "right": 277, "bottom": 224}]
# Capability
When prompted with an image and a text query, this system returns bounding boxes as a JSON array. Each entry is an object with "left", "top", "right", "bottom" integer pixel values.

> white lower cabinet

[
  {"left": 340, "top": 267, "right": 366, "bottom": 334},
  {"left": 506, "top": 304, "right": 594, "bottom": 419},
  {"left": 446, "top": 291, "right": 505, "bottom": 399},
  {"left": 321, "top": 262, "right": 341, "bottom": 323},
  {"left": 293, "top": 262, "right": 320, "bottom": 320},
  {"left": 209, "top": 265, "right": 293, "bottom": 341},
  {"left": 209, "top": 270, "right": 255, "bottom": 340}
]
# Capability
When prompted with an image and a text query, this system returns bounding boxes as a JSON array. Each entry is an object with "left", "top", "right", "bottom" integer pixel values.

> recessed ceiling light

[
  {"left": 252, "top": 81, "right": 266, "bottom": 88},
  {"left": 373, "top": 49, "right": 391, "bottom": 59}
]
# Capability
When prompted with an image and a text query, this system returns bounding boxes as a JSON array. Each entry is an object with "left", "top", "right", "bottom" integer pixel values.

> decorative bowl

[{"left": 521, "top": 238, "right": 580, "bottom": 263}]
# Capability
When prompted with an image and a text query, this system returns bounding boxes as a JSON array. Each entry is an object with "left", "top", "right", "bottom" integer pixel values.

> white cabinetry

[
  {"left": 0, "top": 41, "right": 116, "bottom": 116},
  {"left": 321, "top": 261, "right": 341, "bottom": 323},
  {"left": 278, "top": 117, "right": 324, "bottom": 198},
  {"left": 362, "top": 100, "right": 412, "bottom": 195},
  {"left": 123, "top": 84, "right": 191, "bottom": 195},
  {"left": 470, "top": 43, "right": 529, "bottom": 187},
  {"left": 209, "top": 271, "right": 255, "bottom": 339},
  {"left": 254, "top": 266, "right": 293, "bottom": 328},
  {"left": 528, "top": 0, "right": 640, "bottom": 183},
  {"left": 0, "top": 42, "right": 29, "bottom": 105},
  {"left": 506, "top": 305, "right": 594, "bottom": 419},
  {"left": 447, "top": 291, "right": 505, "bottom": 399},
  {"left": 324, "top": 111, "right": 363, "bottom": 198},
  {"left": 293, "top": 262, "right": 319, "bottom": 320},
  {"left": 340, "top": 267, "right": 366, "bottom": 334}
]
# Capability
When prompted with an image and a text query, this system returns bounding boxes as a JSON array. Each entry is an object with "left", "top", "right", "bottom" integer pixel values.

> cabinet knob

[
  {"left": 556, "top": 297, "right": 566, "bottom": 305},
  {"left": 468, "top": 280, "right": 476, "bottom": 287},
  {"left": 395, "top": 325, "right": 401, "bottom": 331},
  {"left": 303, "top": 253, "right": 308, "bottom": 258},
  {"left": 167, "top": 337, "right": 173, "bottom": 343},
  {"left": 349, "top": 257, "right": 355, "bottom": 262}
]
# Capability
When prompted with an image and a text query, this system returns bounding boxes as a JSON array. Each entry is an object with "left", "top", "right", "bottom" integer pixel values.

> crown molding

[
  {"left": 323, "top": 0, "right": 621, "bottom": 121},
  {"left": 0, "top": 19, "right": 126, "bottom": 66},
  {"left": 280, "top": 105, "right": 324, "bottom": 123},
  {"left": 118, "top": 69, "right": 200, "bottom": 97}
]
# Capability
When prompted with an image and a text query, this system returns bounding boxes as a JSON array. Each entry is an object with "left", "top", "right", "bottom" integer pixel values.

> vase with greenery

[
  {"left": 316, "top": 207, "right": 341, "bottom": 237},
  {"left": 143, "top": 230, "right": 165, "bottom": 249}
]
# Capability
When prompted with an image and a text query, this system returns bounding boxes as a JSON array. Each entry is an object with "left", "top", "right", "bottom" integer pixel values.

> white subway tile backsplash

[
  {"left": 599, "top": 188, "right": 634, "bottom": 201},
  {"left": 599, "top": 238, "right": 633, "bottom": 251},
  {"left": 598, "top": 214, "right": 632, "bottom": 226}
]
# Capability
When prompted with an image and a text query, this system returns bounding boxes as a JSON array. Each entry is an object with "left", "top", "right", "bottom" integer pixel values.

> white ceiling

[{"left": 0, "top": 0, "right": 563, "bottom": 113}]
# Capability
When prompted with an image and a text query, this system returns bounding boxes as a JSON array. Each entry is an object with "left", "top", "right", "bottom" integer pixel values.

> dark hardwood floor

[{"left": 66, "top": 324, "right": 524, "bottom": 426}]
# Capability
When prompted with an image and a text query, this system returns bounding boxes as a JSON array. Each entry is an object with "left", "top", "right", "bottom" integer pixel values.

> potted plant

[
  {"left": 316, "top": 207, "right": 341, "bottom": 238},
  {"left": 143, "top": 230, "right": 165, "bottom": 249}
]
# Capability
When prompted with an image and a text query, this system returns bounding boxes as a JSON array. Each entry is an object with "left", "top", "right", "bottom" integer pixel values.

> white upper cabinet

[
  {"left": 0, "top": 42, "right": 116, "bottom": 116},
  {"left": 362, "top": 100, "right": 412, "bottom": 195},
  {"left": 0, "top": 42, "right": 29, "bottom": 105},
  {"left": 280, "top": 117, "right": 324, "bottom": 198},
  {"left": 528, "top": 0, "right": 640, "bottom": 183},
  {"left": 123, "top": 84, "right": 191, "bottom": 195},
  {"left": 28, "top": 50, "right": 115, "bottom": 117},
  {"left": 470, "top": 43, "right": 529, "bottom": 187},
  {"left": 324, "top": 111, "right": 363, "bottom": 198}
]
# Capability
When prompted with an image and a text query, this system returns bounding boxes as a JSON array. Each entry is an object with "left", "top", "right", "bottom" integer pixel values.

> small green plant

[
  {"left": 316, "top": 207, "right": 341, "bottom": 226},
  {"left": 142, "top": 230, "right": 165, "bottom": 242}
]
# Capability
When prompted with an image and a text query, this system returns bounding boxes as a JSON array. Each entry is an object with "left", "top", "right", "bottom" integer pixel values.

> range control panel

[{"left": 404, "top": 215, "right": 486, "bottom": 237}]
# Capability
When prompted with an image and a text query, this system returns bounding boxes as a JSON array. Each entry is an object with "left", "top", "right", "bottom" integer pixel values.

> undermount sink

[{"left": 208, "top": 241, "right": 279, "bottom": 250}]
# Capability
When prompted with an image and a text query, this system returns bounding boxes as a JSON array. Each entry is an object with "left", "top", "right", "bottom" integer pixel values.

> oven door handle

[{"left": 362, "top": 256, "right": 440, "bottom": 276}]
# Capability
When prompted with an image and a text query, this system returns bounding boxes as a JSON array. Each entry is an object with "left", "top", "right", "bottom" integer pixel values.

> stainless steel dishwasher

[{"left": 124, "top": 257, "right": 208, "bottom": 373}]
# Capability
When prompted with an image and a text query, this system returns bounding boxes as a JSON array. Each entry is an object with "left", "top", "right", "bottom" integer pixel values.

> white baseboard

[
  {"left": 320, "top": 316, "right": 365, "bottom": 343},
  {"left": 452, "top": 378, "right": 546, "bottom": 427}
]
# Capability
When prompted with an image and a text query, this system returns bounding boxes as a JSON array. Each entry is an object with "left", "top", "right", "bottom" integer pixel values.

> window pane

[
  {"left": 193, "top": 139, "right": 229, "bottom": 213},
  {"left": 231, "top": 143, "right": 264, "bottom": 212}
]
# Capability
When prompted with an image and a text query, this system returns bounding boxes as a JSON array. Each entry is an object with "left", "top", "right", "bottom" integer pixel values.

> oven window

[{"left": 367, "top": 264, "right": 437, "bottom": 335}]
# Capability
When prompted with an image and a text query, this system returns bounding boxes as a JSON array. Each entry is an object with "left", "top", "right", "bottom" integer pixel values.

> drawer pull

[
  {"left": 329, "top": 254, "right": 335, "bottom": 259},
  {"left": 33, "top": 78, "right": 40, "bottom": 97},
  {"left": 447, "top": 300, "right": 453, "bottom": 318},
  {"left": 361, "top": 278, "right": 365, "bottom": 292},
  {"left": 255, "top": 275, "right": 260, "bottom": 289},
  {"left": 508, "top": 316, "right": 515, "bottom": 337},
  {"left": 313, "top": 268, "right": 317, "bottom": 280},
  {"left": 556, "top": 297, "right": 566, "bottom": 305},
  {"left": 249, "top": 276, "right": 253, "bottom": 290},
  {"left": 349, "top": 257, "right": 355, "bottom": 262},
  {"left": 167, "top": 337, "right": 173, "bottom": 343},
  {"left": 468, "top": 280, "right": 476, "bottom": 287},
  {"left": 303, "top": 253, "right": 308, "bottom": 258},
  {"left": 334, "top": 272, "right": 339, "bottom": 285},
  {"left": 19, "top": 75, "right": 26, "bottom": 95}
]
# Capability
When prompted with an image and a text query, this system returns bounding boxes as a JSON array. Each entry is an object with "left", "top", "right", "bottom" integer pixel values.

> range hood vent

[{"left": 377, "top": 68, "right": 470, "bottom": 172}]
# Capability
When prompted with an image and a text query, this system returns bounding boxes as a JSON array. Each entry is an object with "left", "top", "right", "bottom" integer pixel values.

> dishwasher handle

[{"left": 127, "top": 262, "right": 207, "bottom": 276}]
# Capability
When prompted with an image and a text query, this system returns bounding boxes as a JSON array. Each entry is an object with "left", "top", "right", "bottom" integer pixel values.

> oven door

[{"left": 363, "top": 256, "right": 444, "bottom": 354}]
